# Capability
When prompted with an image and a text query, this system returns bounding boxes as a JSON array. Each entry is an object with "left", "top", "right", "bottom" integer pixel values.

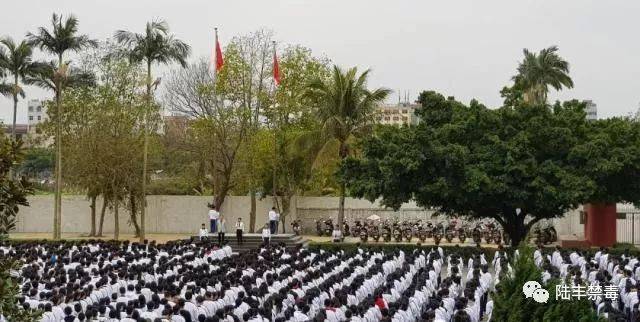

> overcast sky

[{"left": 1, "top": 0, "right": 639, "bottom": 123}]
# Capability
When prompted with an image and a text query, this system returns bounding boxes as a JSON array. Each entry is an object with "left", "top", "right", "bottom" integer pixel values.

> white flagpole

[{"left": 213, "top": 27, "right": 219, "bottom": 86}]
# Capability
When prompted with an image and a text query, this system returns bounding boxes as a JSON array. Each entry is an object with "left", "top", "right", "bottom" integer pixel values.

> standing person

[
  {"left": 235, "top": 218, "right": 245, "bottom": 245},
  {"left": 262, "top": 223, "right": 271, "bottom": 245},
  {"left": 208, "top": 204, "right": 219, "bottom": 233},
  {"left": 218, "top": 215, "right": 227, "bottom": 245},
  {"left": 268, "top": 207, "right": 278, "bottom": 235}
]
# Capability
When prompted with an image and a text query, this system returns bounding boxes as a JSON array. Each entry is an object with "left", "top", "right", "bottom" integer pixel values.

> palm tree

[
  {"left": 0, "top": 37, "right": 47, "bottom": 139},
  {"left": 27, "top": 13, "right": 96, "bottom": 240},
  {"left": 305, "top": 66, "right": 390, "bottom": 235},
  {"left": 114, "top": 20, "right": 190, "bottom": 242},
  {"left": 515, "top": 46, "right": 574, "bottom": 105}
]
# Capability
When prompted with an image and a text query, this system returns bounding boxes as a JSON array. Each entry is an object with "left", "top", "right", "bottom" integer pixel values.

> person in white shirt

[
  {"left": 208, "top": 204, "right": 220, "bottom": 233},
  {"left": 218, "top": 215, "right": 227, "bottom": 245},
  {"left": 332, "top": 229, "right": 343, "bottom": 243},
  {"left": 268, "top": 207, "right": 279, "bottom": 234},
  {"left": 199, "top": 223, "right": 208, "bottom": 240},
  {"left": 236, "top": 218, "right": 245, "bottom": 245},
  {"left": 262, "top": 223, "right": 271, "bottom": 245}
]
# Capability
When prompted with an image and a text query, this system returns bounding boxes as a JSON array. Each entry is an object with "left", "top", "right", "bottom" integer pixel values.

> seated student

[
  {"left": 332, "top": 229, "right": 343, "bottom": 243},
  {"left": 199, "top": 224, "right": 208, "bottom": 240},
  {"left": 262, "top": 223, "right": 271, "bottom": 245}
]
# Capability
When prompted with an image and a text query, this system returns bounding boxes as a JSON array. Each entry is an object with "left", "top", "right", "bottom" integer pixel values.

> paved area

[{"left": 8, "top": 233, "right": 506, "bottom": 248}]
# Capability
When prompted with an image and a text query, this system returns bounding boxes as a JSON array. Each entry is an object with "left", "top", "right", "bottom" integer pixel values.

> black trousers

[
  {"left": 236, "top": 229, "right": 243, "bottom": 244},
  {"left": 218, "top": 232, "right": 225, "bottom": 245}
]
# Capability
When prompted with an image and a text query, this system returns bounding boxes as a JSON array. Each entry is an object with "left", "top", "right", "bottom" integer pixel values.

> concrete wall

[
  {"left": 15, "top": 195, "right": 593, "bottom": 237},
  {"left": 15, "top": 195, "right": 279, "bottom": 234}
]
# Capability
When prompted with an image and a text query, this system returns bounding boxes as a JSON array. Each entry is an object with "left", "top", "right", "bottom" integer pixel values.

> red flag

[
  {"left": 273, "top": 51, "right": 281, "bottom": 86},
  {"left": 215, "top": 39, "right": 224, "bottom": 72}
]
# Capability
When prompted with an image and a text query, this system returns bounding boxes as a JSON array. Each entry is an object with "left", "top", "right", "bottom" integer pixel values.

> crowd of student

[
  {"left": 536, "top": 245, "right": 640, "bottom": 321},
  {"left": 1, "top": 238, "right": 513, "bottom": 322},
  {"left": 3, "top": 238, "right": 640, "bottom": 322}
]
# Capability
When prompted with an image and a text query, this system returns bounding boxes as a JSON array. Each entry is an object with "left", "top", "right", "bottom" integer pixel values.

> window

[
  {"left": 402, "top": 109, "right": 408, "bottom": 114},
  {"left": 393, "top": 116, "right": 399, "bottom": 121},
  {"left": 617, "top": 213, "right": 627, "bottom": 219},
  {"left": 384, "top": 117, "right": 390, "bottom": 121},
  {"left": 29, "top": 116, "right": 33, "bottom": 121},
  {"left": 28, "top": 106, "right": 34, "bottom": 112},
  {"left": 37, "top": 106, "right": 42, "bottom": 112},
  {"left": 37, "top": 116, "right": 41, "bottom": 121}
]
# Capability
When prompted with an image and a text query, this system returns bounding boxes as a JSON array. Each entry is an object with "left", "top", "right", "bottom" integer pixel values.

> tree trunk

[
  {"left": 506, "top": 217, "right": 527, "bottom": 247},
  {"left": 114, "top": 199, "right": 119, "bottom": 241},
  {"left": 89, "top": 195, "right": 96, "bottom": 236},
  {"left": 249, "top": 191, "right": 256, "bottom": 233},
  {"left": 97, "top": 197, "right": 108, "bottom": 237},
  {"left": 129, "top": 193, "right": 141, "bottom": 237},
  {"left": 140, "top": 60, "right": 152, "bottom": 243},
  {"left": 11, "top": 79, "right": 17, "bottom": 139},
  {"left": 53, "top": 76, "right": 63, "bottom": 240},
  {"left": 336, "top": 141, "right": 348, "bottom": 234}
]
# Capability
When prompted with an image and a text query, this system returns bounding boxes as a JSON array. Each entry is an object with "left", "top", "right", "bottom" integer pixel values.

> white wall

[{"left": 14, "top": 195, "right": 593, "bottom": 237}]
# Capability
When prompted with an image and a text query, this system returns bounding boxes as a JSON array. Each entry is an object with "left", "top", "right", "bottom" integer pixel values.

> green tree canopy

[{"left": 342, "top": 91, "right": 608, "bottom": 246}]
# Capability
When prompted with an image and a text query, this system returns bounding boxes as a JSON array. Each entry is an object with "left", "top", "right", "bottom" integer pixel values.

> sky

[{"left": 1, "top": 0, "right": 639, "bottom": 123}]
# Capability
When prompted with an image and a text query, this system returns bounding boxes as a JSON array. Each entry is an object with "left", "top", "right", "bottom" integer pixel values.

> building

[
  {"left": 584, "top": 100, "right": 597, "bottom": 120},
  {"left": 27, "top": 99, "right": 47, "bottom": 129},
  {"left": 2, "top": 124, "right": 29, "bottom": 140},
  {"left": 376, "top": 102, "right": 420, "bottom": 126}
]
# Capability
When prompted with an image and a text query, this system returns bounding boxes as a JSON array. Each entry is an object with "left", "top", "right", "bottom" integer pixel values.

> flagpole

[
  {"left": 271, "top": 40, "right": 279, "bottom": 223},
  {"left": 213, "top": 27, "right": 219, "bottom": 87}
]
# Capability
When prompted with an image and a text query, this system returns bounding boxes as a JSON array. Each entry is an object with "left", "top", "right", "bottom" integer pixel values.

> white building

[
  {"left": 584, "top": 100, "right": 597, "bottom": 120},
  {"left": 27, "top": 99, "right": 46, "bottom": 128},
  {"left": 377, "top": 103, "right": 420, "bottom": 126}
]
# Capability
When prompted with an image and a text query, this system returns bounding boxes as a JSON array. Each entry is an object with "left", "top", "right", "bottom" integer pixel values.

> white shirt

[
  {"left": 236, "top": 221, "right": 245, "bottom": 231},
  {"left": 262, "top": 228, "right": 271, "bottom": 238},
  {"left": 209, "top": 210, "right": 220, "bottom": 220},
  {"left": 199, "top": 228, "right": 208, "bottom": 237},
  {"left": 269, "top": 210, "right": 278, "bottom": 221}
]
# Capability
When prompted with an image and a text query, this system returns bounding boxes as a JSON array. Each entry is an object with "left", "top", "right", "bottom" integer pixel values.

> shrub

[
  {"left": 0, "top": 257, "right": 42, "bottom": 321},
  {"left": 491, "top": 245, "right": 602, "bottom": 322}
]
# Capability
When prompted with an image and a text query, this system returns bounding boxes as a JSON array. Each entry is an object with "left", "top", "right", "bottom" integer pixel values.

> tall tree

[
  {"left": 164, "top": 58, "right": 250, "bottom": 215},
  {"left": 0, "top": 37, "right": 45, "bottom": 139},
  {"left": 305, "top": 66, "right": 390, "bottom": 235},
  {"left": 114, "top": 20, "right": 190, "bottom": 242},
  {"left": 342, "top": 91, "right": 595, "bottom": 246},
  {"left": 27, "top": 13, "right": 96, "bottom": 239},
  {"left": 515, "top": 46, "right": 574, "bottom": 105},
  {"left": 258, "top": 45, "right": 331, "bottom": 231}
]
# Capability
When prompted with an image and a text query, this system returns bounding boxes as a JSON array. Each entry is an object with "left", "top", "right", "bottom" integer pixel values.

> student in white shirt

[
  {"left": 208, "top": 205, "right": 220, "bottom": 233},
  {"left": 218, "top": 215, "right": 227, "bottom": 245},
  {"left": 332, "top": 229, "right": 343, "bottom": 243},
  {"left": 268, "top": 207, "right": 279, "bottom": 234},
  {"left": 199, "top": 223, "right": 208, "bottom": 240},
  {"left": 262, "top": 223, "right": 271, "bottom": 245},
  {"left": 236, "top": 218, "right": 245, "bottom": 245}
]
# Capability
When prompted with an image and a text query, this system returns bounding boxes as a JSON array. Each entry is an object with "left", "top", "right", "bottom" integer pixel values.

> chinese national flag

[
  {"left": 215, "top": 39, "right": 224, "bottom": 71},
  {"left": 273, "top": 51, "right": 281, "bottom": 86}
]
